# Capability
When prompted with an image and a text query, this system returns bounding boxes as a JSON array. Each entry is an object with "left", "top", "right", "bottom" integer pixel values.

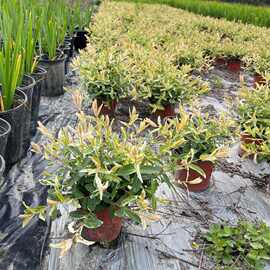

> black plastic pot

[
  {"left": 63, "top": 43, "right": 71, "bottom": 75},
  {"left": 0, "top": 118, "right": 11, "bottom": 156},
  {"left": 74, "top": 30, "right": 88, "bottom": 51},
  {"left": 65, "top": 37, "right": 74, "bottom": 58},
  {"left": 0, "top": 90, "right": 28, "bottom": 166},
  {"left": 31, "top": 66, "right": 47, "bottom": 135},
  {"left": 65, "top": 36, "right": 74, "bottom": 58},
  {"left": 17, "top": 75, "right": 36, "bottom": 155},
  {"left": 0, "top": 154, "right": 5, "bottom": 177},
  {"left": 39, "top": 50, "right": 66, "bottom": 97}
]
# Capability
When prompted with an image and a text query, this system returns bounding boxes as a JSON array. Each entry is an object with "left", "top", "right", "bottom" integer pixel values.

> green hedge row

[{"left": 117, "top": 0, "right": 270, "bottom": 27}]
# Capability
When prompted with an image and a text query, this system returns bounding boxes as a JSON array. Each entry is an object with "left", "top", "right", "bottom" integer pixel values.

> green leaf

[
  {"left": 250, "top": 242, "right": 264, "bottom": 250},
  {"left": 131, "top": 176, "right": 142, "bottom": 194},
  {"left": 189, "top": 163, "right": 206, "bottom": 178},
  {"left": 70, "top": 210, "right": 86, "bottom": 220},
  {"left": 140, "top": 166, "right": 161, "bottom": 175},
  {"left": 117, "top": 165, "right": 136, "bottom": 176},
  {"left": 82, "top": 214, "right": 103, "bottom": 229},
  {"left": 120, "top": 195, "right": 137, "bottom": 207},
  {"left": 115, "top": 208, "right": 141, "bottom": 224}
]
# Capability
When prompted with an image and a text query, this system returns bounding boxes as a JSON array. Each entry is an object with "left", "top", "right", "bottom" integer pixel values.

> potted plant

[
  {"left": 21, "top": 9, "right": 48, "bottom": 136},
  {"left": 21, "top": 99, "right": 184, "bottom": 248},
  {"left": 73, "top": 46, "right": 131, "bottom": 116},
  {"left": 169, "top": 37, "right": 212, "bottom": 72},
  {"left": 237, "top": 83, "right": 270, "bottom": 162},
  {"left": 72, "top": 1, "right": 94, "bottom": 51},
  {"left": 243, "top": 53, "right": 269, "bottom": 88},
  {"left": 30, "top": 66, "right": 47, "bottom": 135},
  {"left": 168, "top": 107, "right": 234, "bottom": 192},
  {"left": 39, "top": 16, "right": 66, "bottom": 97},
  {"left": 0, "top": 25, "right": 28, "bottom": 166},
  {"left": 144, "top": 63, "right": 208, "bottom": 119},
  {"left": 213, "top": 41, "right": 247, "bottom": 73}
]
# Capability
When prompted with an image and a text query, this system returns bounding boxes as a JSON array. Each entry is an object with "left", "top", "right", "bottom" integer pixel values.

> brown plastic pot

[
  {"left": 81, "top": 208, "right": 122, "bottom": 242},
  {"left": 239, "top": 133, "right": 263, "bottom": 157},
  {"left": 253, "top": 73, "right": 266, "bottom": 88},
  {"left": 175, "top": 161, "right": 214, "bottom": 192},
  {"left": 97, "top": 100, "right": 117, "bottom": 116},
  {"left": 227, "top": 59, "right": 241, "bottom": 73},
  {"left": 154, "top": 104, "right": 176, "bottom": 119}
]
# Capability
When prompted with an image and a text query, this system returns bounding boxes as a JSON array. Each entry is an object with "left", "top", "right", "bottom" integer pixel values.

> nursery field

[
  {"left": 1, "top": 1, "right": 270, "bottom": 270},
  {"left": 120, "top": 0, "right": 270, "bottom": 27}
]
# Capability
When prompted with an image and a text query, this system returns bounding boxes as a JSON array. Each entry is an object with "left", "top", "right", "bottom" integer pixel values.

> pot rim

[
  {"left": 17, "top": 74, "right": 36, "bottom": 91},
  {"left": 32, "top": 65, "right": 47, "bottom": 76},
  {"left": 74, "top": 28, "right": 88, "bottom": 34},
  {"left": 0, "top": 117, "right": 11, "bottom": 137},
  {"left": 39, "top": 49, "right": 65, "bottom": 63},
  {"left": 0, "top": 90, "right": 27, "bottom": 115},
  {"left": 0, "top": 155, "right": 5, "bottom": 174}
]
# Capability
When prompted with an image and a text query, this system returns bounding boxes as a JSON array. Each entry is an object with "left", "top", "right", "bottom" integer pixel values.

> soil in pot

[
  {"left": 39, "top": 50, "right": 65, "bottom": 97},
  {"left": 0, "top": 118, "right": 11, "bottom": 157},
  {"left": 154, "top": 104, "right": 176, "bottom": 119},
  {"left": 239, "top": 133, "right": 264, "bottom": 158},
  {"left": 81, "top": 208, "right": 122, "bottom": 242},
  {"left": 253, "top": 73, "right": 266, "bottom": 88},
  {"left": 227, "top": 58, "right": 242, "bottom": 73},
  {"left": 175, "top": 161, "right": 214, "bottom": 192},
  {"left": 17, "top": 74, "right": 36, "bottom": 155},
  {"left": 31, "top": 66, "right": 47, "bottom": 135},
  {"left": 97, "top": 100, "right": 117, "bottom": 116},
  {"left": 73, "top": 30, "right": 89, "bottom": 51},
  {"left": 0, "top": 90, "right": 28, "bottom": 166}
]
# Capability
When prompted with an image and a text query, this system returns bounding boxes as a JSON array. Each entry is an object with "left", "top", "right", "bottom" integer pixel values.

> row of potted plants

[
  {"left": 73, "top": 1, "right": 270, "bottom": 118},
  {"left": 21, "top": 97, "right": 235, "bottom": 249},
  {"left": 0, "top": 0, "right": 95, "bottom": 168},
  {"left": 238, "top": 77, "right": 270, "bottom": 162},
  {"left": 18, "top": 0, "right": 270, "bottom": 254}
]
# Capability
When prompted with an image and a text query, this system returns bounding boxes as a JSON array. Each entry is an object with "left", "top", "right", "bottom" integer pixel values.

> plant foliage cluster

[
  {"left": 201, "top": 221, "right": 270, "bottom": 270},
  {"left": 237, "top": 78, "right": 270, "bottom": 162},
  {"left": 0, "top": 0, "right": 95, "bottom": 111},
  {"left": 74, "top": 1, "right": 270, "bottom": 110},
  {"left": 118, "top": 0, "right": 270, "bottom": 27}
]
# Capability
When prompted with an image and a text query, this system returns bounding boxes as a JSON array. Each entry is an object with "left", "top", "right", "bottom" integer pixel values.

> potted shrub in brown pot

[
  {"left": 237, "top": 82, "right": 270, "bottom": 162},
  {"left": 216, "top": 42, "right": 246, "bottom": 73},
  {"left": 167, "top": 107, "right": 234, "bottom": 192},
  {"left": 21, "top": 99, "right": 182, "bottom": 249},
  {"left": 73, "top": 46, "right": 131, "bottom": 116},
  {"left": 243, "top": 54, "right": 269, "bottom": 88},
  {"left": 134, "top": 55, "right": 208, "bottom": 120}
]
